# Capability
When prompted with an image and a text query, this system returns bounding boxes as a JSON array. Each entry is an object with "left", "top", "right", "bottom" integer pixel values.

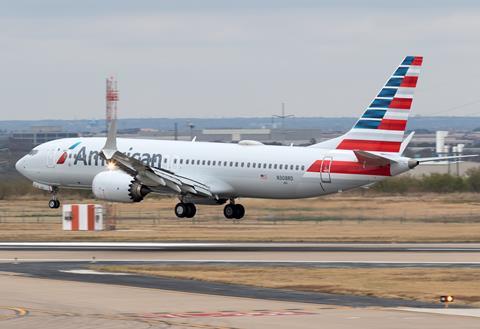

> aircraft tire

[
  {"left": 233, "top": 204, "right": 245, "bottom": 219},
  {"left": 49, "top": 199, "right": 60, "bottom": 209},
  {"left": 174, "top": 203, "right": 187, "bottom": 218},
  {"left": 185, "top": 203, "right": 196, "bottom": 218},
  {"left": 223, "top": 204, "right": 235, "bottom": 219}
]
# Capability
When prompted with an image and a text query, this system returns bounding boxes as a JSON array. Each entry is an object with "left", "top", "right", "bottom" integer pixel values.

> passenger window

[
  {"left": 241, "top": 162, "right": 244, "bottom": 167},
  {"left": 279, "top": 164, "right": 283, "bottom": 169},
  {"left": 268, "top": 164, "right": 272, "bottom": 169},
  {"left": 202, "top": 160, "right": 206, "bottom": 165},
  {"left": 263, "top": 163, "right": 267, "bottom": 169},
  {"left": 295, "top": 165, "right": 299, "bottom": 170},
  {"left": 301, "top": 165, "right": 305, "bottom": 171},
  {"left": 247, "top": 163, "right": 251, "bottom": 168},
  {"left": 230, "top": 161, "right": 233, "bottom": 166},
  {"left": 180, "top": 159, "right": 183, "bottom": 164},
  {"left": 197, "top": 160, "right": 200, "bottom": 165},
  {"left": 274, "top": 164, "right": 277, "bottom": 169},
  {"left": 218, "top": 161, "right": 221, "bottom": 166},
  {"left": 235, "top": 162, "right": 238, "bottom": 167},
  {"left": 186, "top": 159, "right": 189, "bottom": 164},
  {"left": 224, "top": 161, "right": 227, "bottom": 166},
  {"left": 290, "top": 165, "right": 293, "bottom": 170},
  {"left": 174, "top": 159, "right": 177, "bottom": 164},
  {"left": 207, "top": 160, "right": 211, "bottom": 165}
]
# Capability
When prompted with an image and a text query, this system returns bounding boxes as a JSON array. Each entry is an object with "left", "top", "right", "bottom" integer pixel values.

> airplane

[{"left": 15, "top": 56, "right": 475, "bottom": 219}]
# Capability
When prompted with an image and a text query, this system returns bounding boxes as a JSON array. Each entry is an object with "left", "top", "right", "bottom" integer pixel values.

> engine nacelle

[{"left": 92, "top": 170, "right": 150, "bottom": 203}]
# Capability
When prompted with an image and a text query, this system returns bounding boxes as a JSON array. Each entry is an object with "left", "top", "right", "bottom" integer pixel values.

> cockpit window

[{"left": 28, "top": 149, "right": 39, "bottom": 156}]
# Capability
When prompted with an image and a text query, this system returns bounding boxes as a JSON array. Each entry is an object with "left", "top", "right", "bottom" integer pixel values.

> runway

[
  {"left": 1, "top": 242, "right": 479, "bottom": 328},
  {"left": 2, "top": 241, "right": 480, "bottom": 251},
  {"left": 2, "top": 272, "right": 480, "bottom": 329},
  {"left": 1, "top": 242, "right": 480, "bottom": 265}
]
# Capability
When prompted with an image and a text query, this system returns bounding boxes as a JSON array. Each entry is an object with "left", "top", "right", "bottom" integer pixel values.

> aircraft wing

[{"left": 100, "top": 119, "right": 212, "bottom": 198}]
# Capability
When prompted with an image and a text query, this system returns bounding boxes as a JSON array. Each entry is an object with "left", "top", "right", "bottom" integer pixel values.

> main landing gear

[
  {"left": 173, "top": 199, "right": 245, "bottom": 220},
  {"left": 223, "top": 202, "right": 245, "bottom": 220},
  {"left": 48, "top": 187, "right": 61, "bottom": 209},
  {"left": 174, "top": 202, "right": 197, "bottom": 218}
]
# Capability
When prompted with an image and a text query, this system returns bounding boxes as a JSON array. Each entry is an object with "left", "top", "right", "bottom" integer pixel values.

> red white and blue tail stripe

[{"left": 334, "top": 56, "right": 422, "bottom": 153}]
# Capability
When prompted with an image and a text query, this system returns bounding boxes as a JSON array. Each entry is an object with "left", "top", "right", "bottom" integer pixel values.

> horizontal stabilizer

[{"left": 354, "top": 150, "right": 398, "bottom": 166}]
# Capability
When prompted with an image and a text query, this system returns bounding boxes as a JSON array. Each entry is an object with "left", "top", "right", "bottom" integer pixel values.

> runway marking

[
  {"left": 407, "top": 248, "right": 480, "bottom": 251},
  {"left": 3, "top": 259, "right": 480, "bottom": 265},
  {"left": 400, "top": 307, "right": 480, "bottom": 318},
  {"left": 59, "top": 269, "right": 131, "bottom": 276},
  {"left": 0, "top": 306, "right": 29, "bottom": 320},
  {"left": 126, "top": 310, "right": 316, "bottom": 319}
]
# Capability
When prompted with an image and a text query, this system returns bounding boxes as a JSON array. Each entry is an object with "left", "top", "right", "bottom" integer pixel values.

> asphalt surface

[
  {"left": 1, "top": 243, "right": 479, "bottom": 328},
  {"left": 2, "top": 242, "right": 480, "bottom": 251},
  {"left": 3, "top": 273, "right": 478, "bottom": 329},
  {"left": 0, "top": 260, "right": 445, "bottom": 308}
]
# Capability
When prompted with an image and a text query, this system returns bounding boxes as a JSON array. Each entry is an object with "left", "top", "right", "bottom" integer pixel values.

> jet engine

[{"left": 92, "top": 170, "right": 150, "bottom": 203}]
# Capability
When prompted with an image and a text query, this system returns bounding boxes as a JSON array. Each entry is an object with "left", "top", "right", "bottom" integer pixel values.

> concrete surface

[{"left": 1, "top": 273, "right": 479, "bottom": 329}]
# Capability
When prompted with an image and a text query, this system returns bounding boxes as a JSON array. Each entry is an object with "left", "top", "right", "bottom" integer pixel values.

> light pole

[
  {"left": 188, "top": 122, "right": 195, "bottom": 140},
  {"left": 272, "top": 102, "right": 294, "bottom": 144}
]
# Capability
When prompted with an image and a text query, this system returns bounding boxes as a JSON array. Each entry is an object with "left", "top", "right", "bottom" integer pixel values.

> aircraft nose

[{"left": 15, "top": 156, "right": 26, "bottom": 175}]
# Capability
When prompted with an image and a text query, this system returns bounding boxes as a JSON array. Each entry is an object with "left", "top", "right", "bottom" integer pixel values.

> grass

[
  {"left": 94, "top": 264, "right": 480, "bottom": 307},
  {"left": 0, "top": 193, "right": 480, "bottom": 241}
]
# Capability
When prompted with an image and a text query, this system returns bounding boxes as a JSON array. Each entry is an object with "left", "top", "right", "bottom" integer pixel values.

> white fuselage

[{"left": 16, "top": 137, "right": 409, "bottom": 200}]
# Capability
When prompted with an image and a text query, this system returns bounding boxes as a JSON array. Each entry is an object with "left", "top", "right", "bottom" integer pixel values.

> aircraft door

[
  {"left": 320, "top": 156, "right": 333, "bottom": 183},
  {"left": 46, "top": 149, "right": 56, "bottom": 168}
]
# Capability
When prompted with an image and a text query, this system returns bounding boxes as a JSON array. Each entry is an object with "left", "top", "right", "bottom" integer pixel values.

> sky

[{"left": 1, "top": 0, "right": 480, "bottom": 120}]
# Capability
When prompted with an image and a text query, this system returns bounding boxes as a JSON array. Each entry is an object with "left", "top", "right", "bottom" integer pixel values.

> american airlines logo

[
  {"left": 56, "top": 141, "right": 81, "bottom": 164},
  {"left": 70, "top": 146, "right": 163, "bottom": 168}
]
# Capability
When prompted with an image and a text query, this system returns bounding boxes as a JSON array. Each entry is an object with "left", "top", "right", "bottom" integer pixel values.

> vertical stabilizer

[{"left": 311, "top": 56, "right": 422, "bottom": 153}]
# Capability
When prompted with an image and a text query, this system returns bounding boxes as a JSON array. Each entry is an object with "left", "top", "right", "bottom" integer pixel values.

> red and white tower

[{"left": 106, "top": 76, "right": 119, "bottom": 132}]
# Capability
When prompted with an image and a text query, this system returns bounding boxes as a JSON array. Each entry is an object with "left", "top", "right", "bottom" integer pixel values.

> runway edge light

[{"left": 440, "top": 295, "right": 455, "bottom": 307}]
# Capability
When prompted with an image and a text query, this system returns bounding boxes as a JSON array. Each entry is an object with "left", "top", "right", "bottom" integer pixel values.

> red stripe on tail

[
  {"left": 400, "top": 76, "right": 418, "bottom": 88},
  {"left": 389, "top": 98, "right": 412, "bottom": 109},
  {"left": 411, "top": 56, "right": 423, "bottom": 66},
  {"left": 378, "top": 119, "right": 407, "bottom": 131},
  {"left": 337, "top": 139, "right": 401, "bottom": 152}
]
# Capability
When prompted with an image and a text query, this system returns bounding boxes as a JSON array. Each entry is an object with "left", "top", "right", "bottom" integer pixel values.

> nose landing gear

[
  {"left": 48, "top": 199, "right": 60, "bottom": 209},
  {"left": 48, "top": 187, "right": 60, "bottom": 209}
]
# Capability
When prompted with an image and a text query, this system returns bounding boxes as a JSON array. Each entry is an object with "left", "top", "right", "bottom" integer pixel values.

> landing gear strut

[
  {"left": 48, "top": 187, "right": 60, "bottom": 209},
  {"left": 223, "top": 201, "right": 245, "bottom": 220},
  {"left": 174, "top": 202, "right": 196, "bottom": 218}
]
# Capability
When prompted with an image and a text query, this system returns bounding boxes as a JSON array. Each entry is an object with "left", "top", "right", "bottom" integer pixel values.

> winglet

[
  {"left": 400, "top": 131, "right": 415, "bottom": 155},
  {"left": 101, "top": 119, "right": 118, "bottom": 160}
]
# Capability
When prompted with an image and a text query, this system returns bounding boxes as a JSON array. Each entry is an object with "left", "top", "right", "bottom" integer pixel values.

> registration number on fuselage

[{"left": 276, "top": 175, "right": 294, "bottom": 183}]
